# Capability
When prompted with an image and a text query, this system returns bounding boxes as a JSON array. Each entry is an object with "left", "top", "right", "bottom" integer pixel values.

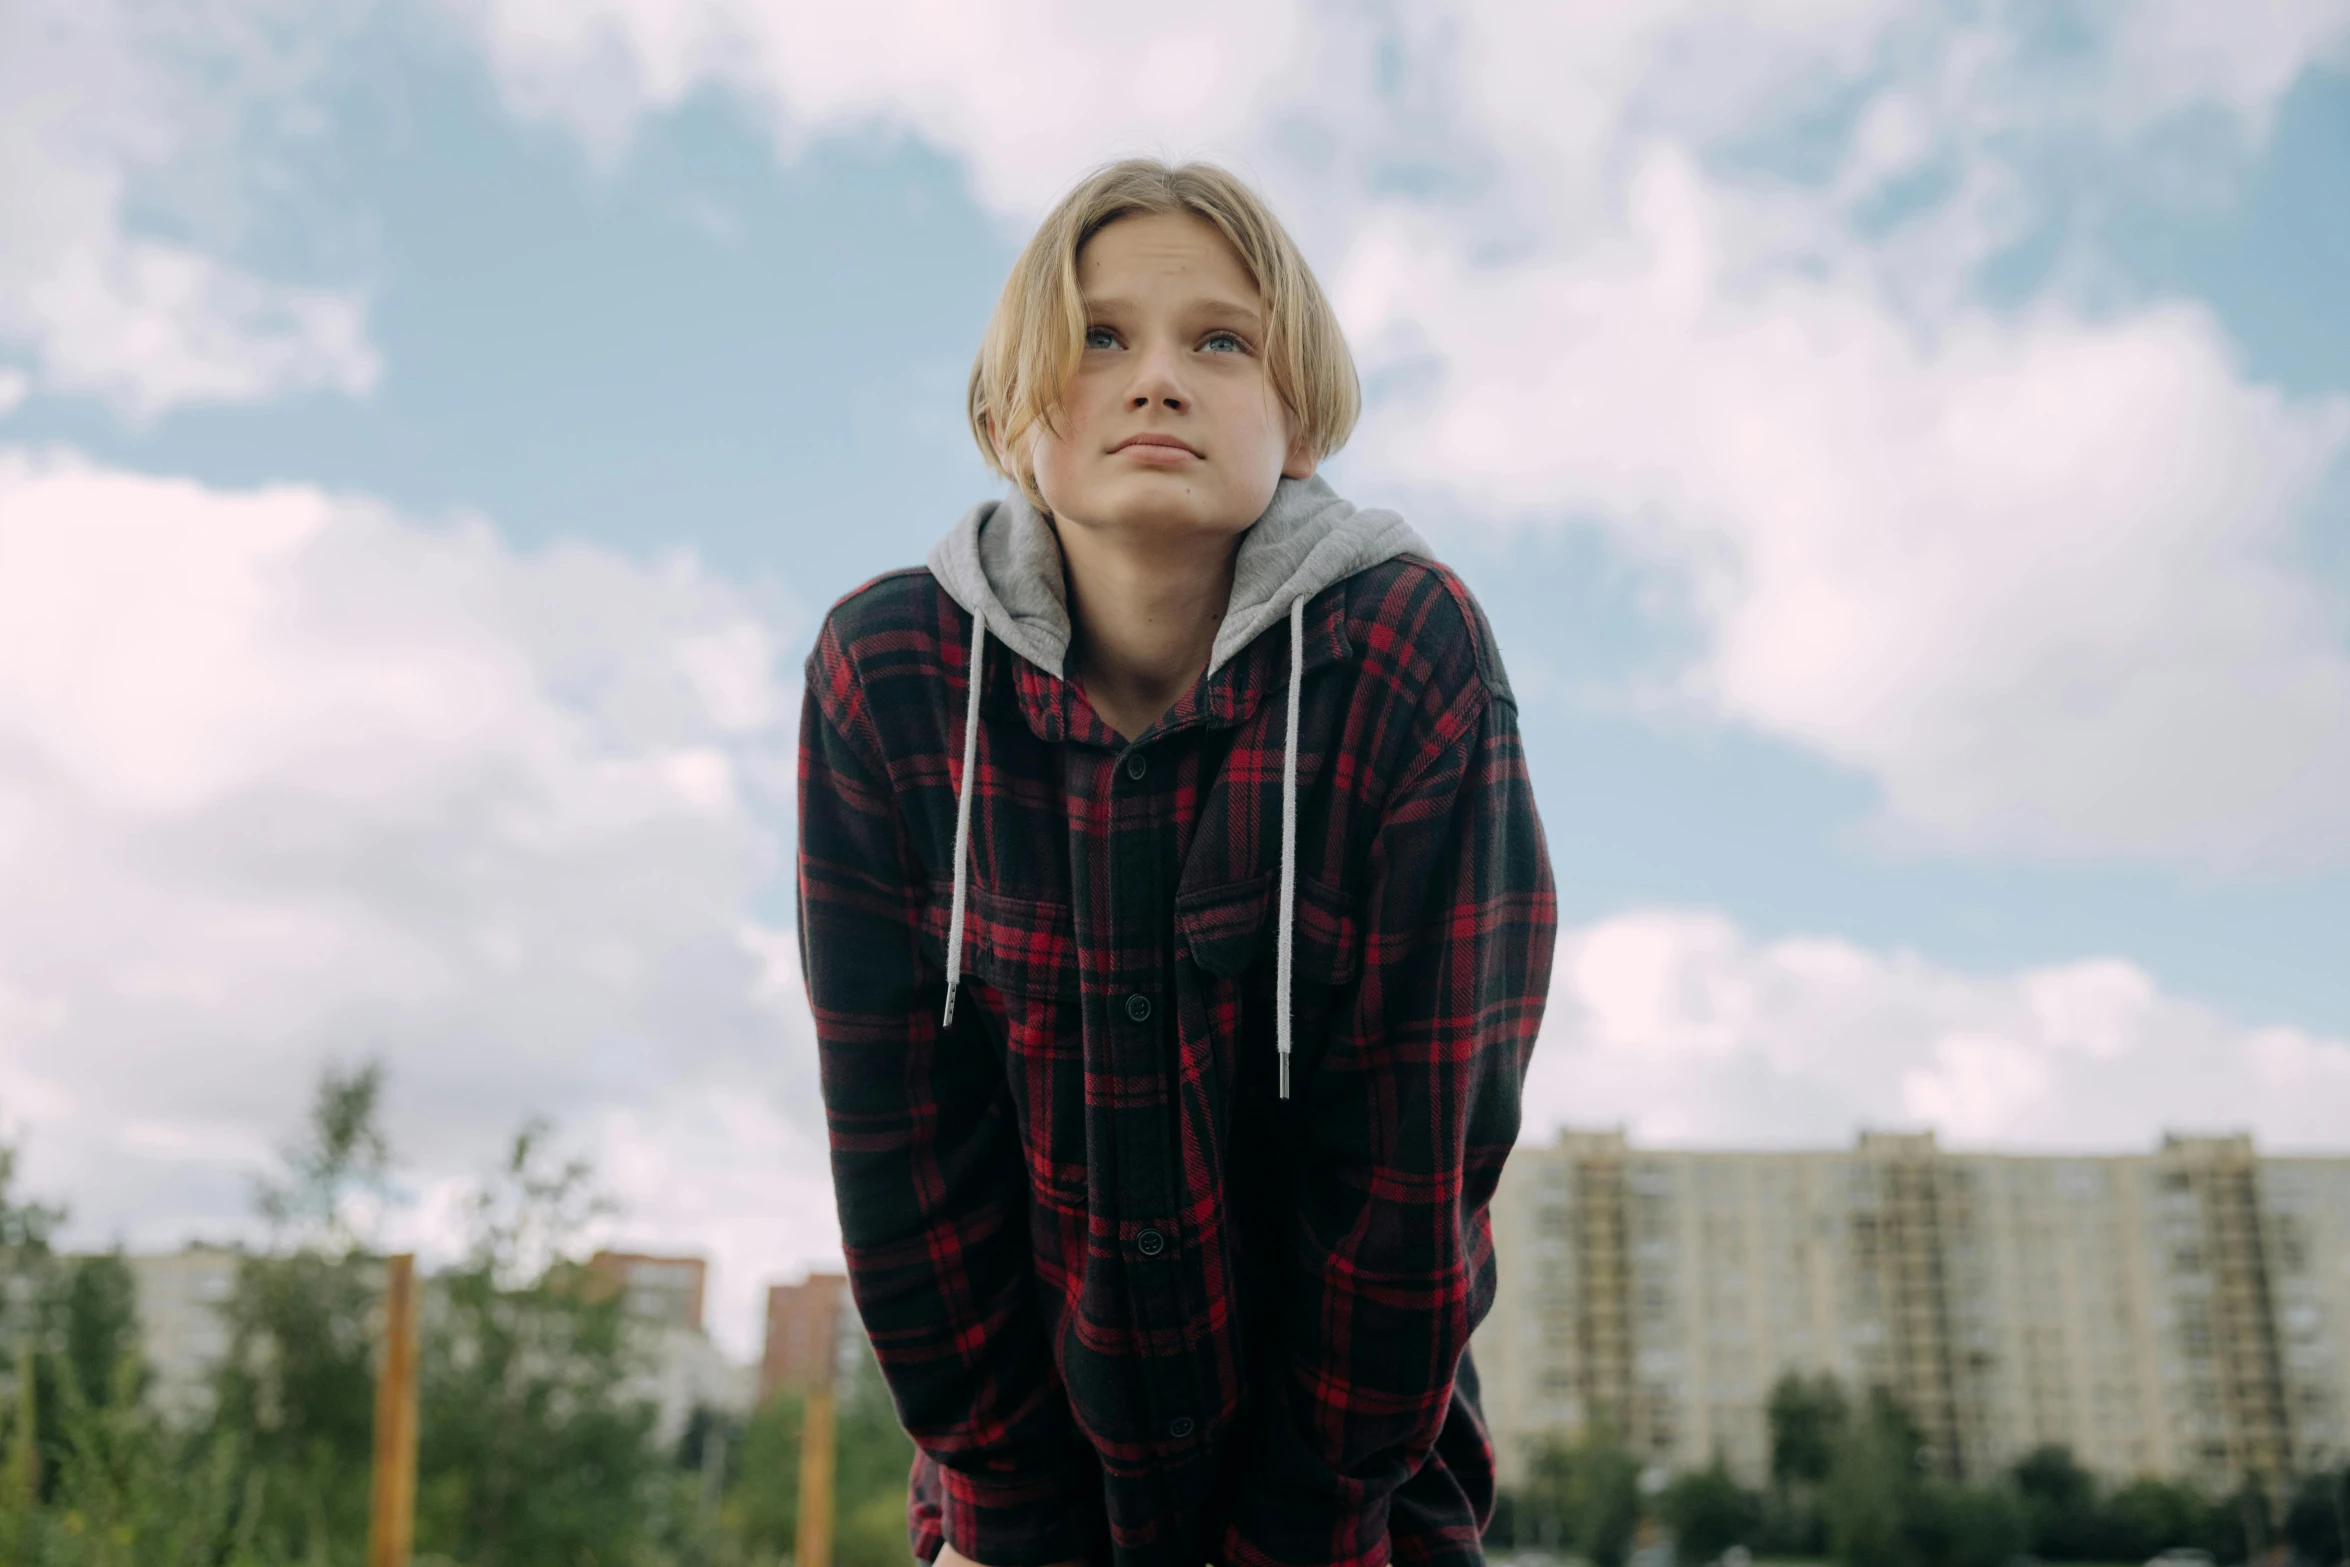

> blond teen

[{"left": 799, "top": 160, "right": 1556, "bottom": 1567}]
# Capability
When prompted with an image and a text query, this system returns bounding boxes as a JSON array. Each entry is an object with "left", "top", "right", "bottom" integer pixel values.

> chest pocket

[
  {"left": 1174, "top": 870, "right": 1360, "bottom": 986},
  {"left": 919, "top": 879, "right": 1082, "bottom": 1003},
  {"left": 1175, "top": 872, "right": 1360, "bottom": 1095},
  {"left": 921, "top": 878, "right": 1085, "bottom": 1202}
]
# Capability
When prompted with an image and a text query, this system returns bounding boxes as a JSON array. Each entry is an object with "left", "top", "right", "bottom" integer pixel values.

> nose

[{"left": 1126, "top": 335, "right": 1187, "bottom": 413}]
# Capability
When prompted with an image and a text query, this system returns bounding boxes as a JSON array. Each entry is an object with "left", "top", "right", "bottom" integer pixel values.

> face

[{"left": 1014, "top": 210, "right": 1315, "bottom": 544}]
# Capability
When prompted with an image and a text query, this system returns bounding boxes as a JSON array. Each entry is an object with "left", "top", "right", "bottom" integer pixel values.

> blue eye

[
  {"left": 1204, "top": 331, "right": 1245, "bottom": 353},
  {"left": 1085, "top": 326, "right": 1118, "bottom": 349}
]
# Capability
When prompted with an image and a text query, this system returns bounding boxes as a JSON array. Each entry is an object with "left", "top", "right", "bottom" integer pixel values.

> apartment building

[
  {"left": 759, "top": 1271, "right": 852, "bottom": 1401},
  {"left": 1475, "top": 1129, "right": 2350, "bottom": 1494},
  {"left": 584, "top": 1250, "right": 752, "bottom": 1442},
  {"left": 123, "top": 1243, "right": 244, "bottom": 1422},
  {"left": 586, "top": 1250, "right": 709, "bottom": 1332},
  {"left": 117, "top": 1244, "right": 749, "bottom": 1444}
]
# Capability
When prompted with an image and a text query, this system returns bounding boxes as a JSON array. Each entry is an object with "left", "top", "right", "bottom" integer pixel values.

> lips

[{"left": 1113, "top": 434, "right": 1201, "bottom": 457}]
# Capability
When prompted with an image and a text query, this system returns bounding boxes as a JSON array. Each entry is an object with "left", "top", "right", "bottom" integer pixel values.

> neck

[{"left": 1055, "top": 518, "right": 1238, "bottom": 742}]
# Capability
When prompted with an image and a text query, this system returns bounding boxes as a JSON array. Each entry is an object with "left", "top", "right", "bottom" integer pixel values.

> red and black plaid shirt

[{"left": 798, "top": 556, "right": 1555, "bottom": 1567}]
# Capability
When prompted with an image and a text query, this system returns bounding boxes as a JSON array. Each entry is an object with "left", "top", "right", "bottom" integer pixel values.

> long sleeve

[
  {"left": 1220, "top": 685, "right": 1557, "bottom": 1567},
  {"left": 798, "top": 669, "right": 1099, "bottom": 1565}
]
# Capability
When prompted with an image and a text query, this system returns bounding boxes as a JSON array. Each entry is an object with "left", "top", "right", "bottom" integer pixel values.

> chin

[{"left": 1056, "top": 478, "right": 1263, "bottom": 538}]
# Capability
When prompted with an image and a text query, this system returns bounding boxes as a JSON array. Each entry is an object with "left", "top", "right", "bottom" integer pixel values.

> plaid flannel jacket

[{"left": 798, "top": 555, "right": 1556, "bottom": 1567}]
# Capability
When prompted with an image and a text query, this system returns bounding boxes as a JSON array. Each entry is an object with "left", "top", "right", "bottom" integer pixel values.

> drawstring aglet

[
  {"left": 942, "top": 612, "right": 986, "bottom": 1029},
  {"left": 1275, "top": 595, "right": 1304, "bottom": 1101}
]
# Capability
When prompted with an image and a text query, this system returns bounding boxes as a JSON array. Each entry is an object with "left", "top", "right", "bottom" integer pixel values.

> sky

[{"left": 1, "top": 0, "right": 2346, "bottom": 1360}]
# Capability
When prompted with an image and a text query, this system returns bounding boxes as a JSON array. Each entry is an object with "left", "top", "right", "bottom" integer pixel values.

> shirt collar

[{"left": 999, "top": 584, "right": 1352, "bottom": 748}]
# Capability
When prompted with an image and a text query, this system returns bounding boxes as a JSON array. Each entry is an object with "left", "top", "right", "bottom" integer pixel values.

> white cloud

[
  {"left": 1342, "top": 153, "right": 2350, "bottom": 871},
  {"left": 0, "top": 0, "right": 379, "bottom": 417},
  {"left": 5, "top": 0, "right": 2339, "bottom": 1346},
  {"left": 2110, "top": 0, "right": 2350, "bottom": 138},
  {"left": 444, "top": 0, "right": 2350, "bottom": 235},
  {"left": 1527, "top": 908, "right": 2350, "bottom": 1152},
  {"left": 366, "top": 927, "right": 841, "bottom": 1355},
  {"left": 450, "top": 0, "right": 1318, "bottom": 217},
  {"left": 0, "top": 449, "right": 829, "bottom": 1358},
  {"left": 446, "top": 0, "right": 2350, "bottom": 874},
  {"left": 573, "top": 952, "right": 846, "bottom": 1355},
  {"left": 1328, "top": 7, "right": 2350, "bottom": 874},
  {"left": 1438, "top": 0, "right": 1905, "bottom": 223}
]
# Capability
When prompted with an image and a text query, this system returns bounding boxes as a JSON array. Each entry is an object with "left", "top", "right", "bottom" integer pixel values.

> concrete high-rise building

[
  {"left": 586, "top": 1250, "right": 708, "bottom": 1333},
  {"left": 1475, "top": 1129, "right": 2350, "bottom": 1495},
  {"left": 123, "top": 1243, "right": 243, "bottom": 1423},
  {"left": 116, "top": 1244, "right": 747, "bottom": 1446},
  {"left": 761, "top": 1272, "right": 851, "bottom": 1402},
  {"left": 582, "top": 1251, "right": 751, "bottom": 1444}
]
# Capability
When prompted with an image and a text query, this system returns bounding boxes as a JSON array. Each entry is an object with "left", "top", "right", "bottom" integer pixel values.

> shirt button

[
  {"left": 1125, "top": 752, "right": 1148, "bottom": 780},
  {"left": 1125, "top": 992, "right": 1153, "bottom": 1023},
  {"left": 1167, "top": 1416, "right": 1195, "bottom": 1440},
  {"left": 1135, "top": 1227, "right": 1167, "bottom": 1258}
]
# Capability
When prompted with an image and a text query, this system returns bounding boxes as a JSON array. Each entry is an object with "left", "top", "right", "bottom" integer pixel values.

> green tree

[
  {"left": 16, "top": 1252, "right": 152, "bottom": 1519},
  {"left": 411, "top": 1120, "right": 664, "bottom": 1567},
  {"left": 1659, "top": 1459, "right": 1761, "bottom": 1563},
  {"left": 1813, "top": 1390, "right": 2028, "bottom": 1567},
  {"left": 1522, "top": 1423, "right": 1643, "bottom": 1567},
  {"left": 1823, "top": 1389, "right": 1925, "bottom": 1567},
  {"left": 2, "top": 1155, "right": 158, "bottom": 1517},
  {"left": 719, "top": 1337, "right": 917, "bottom": 1567},
  {"left": 838, "top": 1486, "right": 916, "bottom": 1567},
  {"left": 660, "top": 1402, "right": 751, "bottom": 1561},
  {"left": 19, "top": 1358, "right": 269, "bottom": 1567},
  {"left": 1935, "top": 1482, "right": 2026, "bottom": 1567},
  {"left": 2103, "top": 1475, "right": 2217, "bottom": 1560},
  {"left": 209, "top": 1061, "right": 394, "bottom": 1560},
  {"left": 2012, "top": 1443, "right": 2115, "bottom": 1560},
  {"left": 2210, "top": 1480, "right": 2275, "bottom": 1567},
  {"left": 0, "top": 1146, "right": 274, "bottom": 1566},
  {"left": 1762, "top": 1369, "right": 1850, "bottom": 1555},
  {"left": 724, "top": 1391, "right": 807, "bottom": 1559},
  {"left": 2013, "top": 1442, "right": 2095, "bottom": 1513},
  {"left": 0, "top": 1143, "right": 62, "bottom": 1319},
  {"left": 1, "top": 1068, "right": 734, "bottom": 1567},
  {"left": 0, "top": 1149, "right": 55, "bottom": 1551},
  {"left": 834, "top": 1338, "right": 920, "bottom": 1567},
  {"left": 835, "top": 1337, "right": 917, "bottom": 1520},
  {"left": 1769, "top": 1370, "right": 1850, "bottom": 1492},
  {"left": 2285, "top": 1465, "right": 2348, "bottom": 1567},
  {"left": 1898, "top": 1480, "right": 2027, "bottom": 1567},
  {"left": 0, "top": 1142, "right": 64, "bottom": 1511},
  {"left": 251, "top": 1062, "right": 392, "bottom": 1248},
  {"left": 1485, "top": 1485, "right": 1520, "bottom": 1551},
  {"left": 57, "top": 1254, "right": 144, "bottom": 1415}
]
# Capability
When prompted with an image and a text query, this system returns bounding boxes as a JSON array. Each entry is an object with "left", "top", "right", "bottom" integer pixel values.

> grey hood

[
  {"left": 923, "top": 472, "right": 1429, "bottom": 1102},
  {"left": 924, "top": 472, "right": 1430, "bottom": 679}
]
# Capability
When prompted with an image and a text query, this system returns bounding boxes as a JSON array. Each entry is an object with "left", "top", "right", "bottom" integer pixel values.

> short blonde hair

[{"left": 968, "top": 159, "right": 1361, "bottom": 513}]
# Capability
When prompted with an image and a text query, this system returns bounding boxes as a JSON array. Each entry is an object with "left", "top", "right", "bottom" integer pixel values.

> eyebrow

[{"left": 1083, "top": 294, "right": 1265, "bottom": 329}]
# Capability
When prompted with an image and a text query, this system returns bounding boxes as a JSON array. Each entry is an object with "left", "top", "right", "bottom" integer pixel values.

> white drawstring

[
  {"left": 1276, "top": 596, "right": 1304, "bottom": 1099},
  {"left": 942, "top": 613, "right": 986, "bottom": 1028},
  {"left": 944, "top": 598, "right": 1302, "bottom": 1090}
]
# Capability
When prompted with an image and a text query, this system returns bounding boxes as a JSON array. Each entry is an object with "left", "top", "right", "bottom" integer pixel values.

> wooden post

[
  {"left": 796, "top": 1385, "right": 837, "bottom": 1567},
  {"left": 697, "top": 1421, "right": 729, "bottom": 1532},
  {"left": 367, "top": 1253, "right": 421, "bottom": 1567},
  {"left": 7, "top": 1338, "right": 35, "bottom": 1513}
]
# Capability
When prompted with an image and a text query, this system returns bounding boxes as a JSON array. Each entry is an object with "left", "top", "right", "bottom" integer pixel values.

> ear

[{"left": 1281, "top": 423, "right": 1317, "bottom": 481}]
